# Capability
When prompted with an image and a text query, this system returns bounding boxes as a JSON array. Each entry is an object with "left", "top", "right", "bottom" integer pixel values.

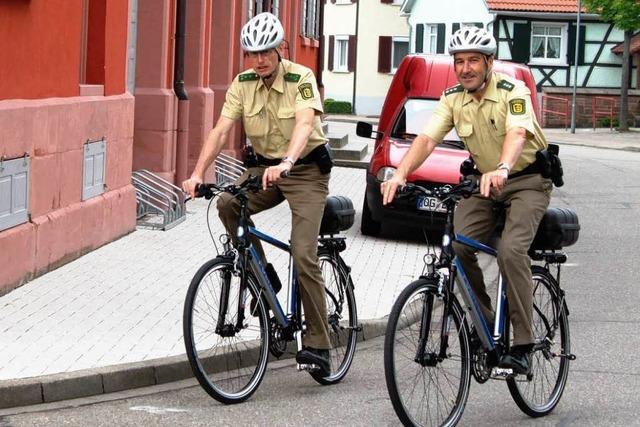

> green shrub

[
  {"left": 597, "top": 117, "right": 619, "bottom": 128},
  {"left": 324, "top": 99, "right": 352, "bottom": 114}
]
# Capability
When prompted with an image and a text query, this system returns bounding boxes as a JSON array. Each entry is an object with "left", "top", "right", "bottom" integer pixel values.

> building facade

[
  {"left": 0, "top": 0, "right": 135, "bottom": 293},
  {"left": 0, "top": 0, "right": 323, "bottom": 292},
  {"left": 323, "top": 0, "right": 410, "bottom": 116},
  {"left": 401, "top": 0, "right": 639, "bottom": 127}
]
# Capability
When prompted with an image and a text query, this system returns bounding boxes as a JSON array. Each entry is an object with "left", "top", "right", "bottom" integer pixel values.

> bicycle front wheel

[
  {"left": 310, "top": 249, "right": 358, "bottom": 385},
  {"left": 507, "top": 265, "right": 571, "bottom": 416},
  {"left": 384, "top": 279, "right": 471, "bottom": 427},
  {"left": 183, "top": 257, "right": 270, "bottom": 404}
]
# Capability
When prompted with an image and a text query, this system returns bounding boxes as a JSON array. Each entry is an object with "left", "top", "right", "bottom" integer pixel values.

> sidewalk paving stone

[{"left": 0, "top": 167, "right": 429, "bottom": 384}]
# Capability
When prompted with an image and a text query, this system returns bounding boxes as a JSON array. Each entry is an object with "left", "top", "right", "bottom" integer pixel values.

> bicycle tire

[
  {"left": 507, "top": 265, "right": 571, "bottom": 416},
  {"left": 183, "top": 257, "right": 270, "bottom": 404},
  {"left": 310, "top": 249, "right": 358, "bottom": 385},
  {"left": 384, "top": 279, "right": 471, "bottom": 427}
]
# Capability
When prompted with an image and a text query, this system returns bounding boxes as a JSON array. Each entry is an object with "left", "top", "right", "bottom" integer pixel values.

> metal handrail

[
  {"left": 541, "top": 94, "right": 569, "bottom": 129},
  {"left": 592, "top": 96, "right": 616, "bottom": 130}
]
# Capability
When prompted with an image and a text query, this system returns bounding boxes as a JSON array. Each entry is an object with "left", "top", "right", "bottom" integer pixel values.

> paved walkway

[
  {"left": 0, "top": 167, "right": 427, "bottom": 382},
  {"left": 0, "top": 117, "right": 638, "bottom": 407}
]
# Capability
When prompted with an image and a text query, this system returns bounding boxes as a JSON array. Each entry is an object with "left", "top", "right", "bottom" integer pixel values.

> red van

[{"left": 357, "top": 54, "right": 540, "bottom": 236}]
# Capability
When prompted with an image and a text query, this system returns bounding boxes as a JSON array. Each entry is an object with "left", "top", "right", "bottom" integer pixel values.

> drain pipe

[{"left": 174, "top": 0, "right": 189, "bottom": 185}]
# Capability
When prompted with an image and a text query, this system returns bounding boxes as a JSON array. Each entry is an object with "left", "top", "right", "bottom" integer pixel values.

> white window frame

[
  {"left": 391, "top": 36, "right": 409, "bottom": 73},
  {"left": 335, "top": 0, "right": 352, "bottom": 5},
  {"left": 392, "top": 0, "right": 404, "bottom": 4},
  {"left": 424, "top": 24, "right": 438, "bottom": 54},
  {"left": 334, "top": 35, "right": 349, "bottom": 73},
  {"left": 529, "top": 22, "right": 568, "bottom": 66}
]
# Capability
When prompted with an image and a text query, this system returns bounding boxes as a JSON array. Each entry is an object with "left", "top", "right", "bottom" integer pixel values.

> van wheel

[{"left": 361, "top": 195, "right": 382, "bottom": 236}]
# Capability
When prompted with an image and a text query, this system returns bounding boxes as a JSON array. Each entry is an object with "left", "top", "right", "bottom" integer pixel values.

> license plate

[{"left": 417, "top": 195, "right": 446, "bottom": 213}]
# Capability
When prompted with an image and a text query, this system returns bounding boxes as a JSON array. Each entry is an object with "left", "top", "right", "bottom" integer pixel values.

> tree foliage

[{"left": 583, "top": 0, "right": 640, "bottom": 31}]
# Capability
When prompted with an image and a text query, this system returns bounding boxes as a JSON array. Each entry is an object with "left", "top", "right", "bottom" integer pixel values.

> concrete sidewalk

[
  {"left": 0, "top": 166, "right": 427, "bottom": 409},
  {"left": 1, "top": 116, "right": 637, "bottom": 409}
]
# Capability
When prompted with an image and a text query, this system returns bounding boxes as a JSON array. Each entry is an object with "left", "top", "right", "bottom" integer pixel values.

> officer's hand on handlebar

[
  {"left": 262, "top": 162, "right": 292, "bottom": 190},
  {"left": 480, "top": 169, "right": 508, "bottom": 197},
  {"left": 182, "top": 175, "right": 203, "bottom": 200},
  {"left": 381, "top": 173, "right": 407, "bottom": 205}
]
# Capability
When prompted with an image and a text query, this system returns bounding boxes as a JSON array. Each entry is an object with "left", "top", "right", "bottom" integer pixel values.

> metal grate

[{"left": 132, "top": 170, "right": 187, "bottom": 230}]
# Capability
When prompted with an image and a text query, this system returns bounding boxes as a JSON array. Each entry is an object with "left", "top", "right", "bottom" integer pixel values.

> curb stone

[{"left": 0, "top": 317, "right": 389, "bottom": 410}]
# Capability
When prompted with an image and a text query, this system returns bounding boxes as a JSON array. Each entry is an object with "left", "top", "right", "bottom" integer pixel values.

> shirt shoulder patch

[
  {"left": 444, "top": 84, "right": 464, "bottom": 96},
  {"left": 284, "top": 72, "right": 301, "bottom": 82},
  {"left": 239, "top": 72, "right": 259, "bottom": 82},
  {"left": 497, "top": 80, "right": 515, "bottom": 91}
]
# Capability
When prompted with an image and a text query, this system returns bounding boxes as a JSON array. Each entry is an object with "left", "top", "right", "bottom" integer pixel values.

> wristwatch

[
  {"left": 281, "top": 156, "right": 295, "bottom": 168},
  {"left": 497, "top": 162, "right": 511, "bottom": 173}
]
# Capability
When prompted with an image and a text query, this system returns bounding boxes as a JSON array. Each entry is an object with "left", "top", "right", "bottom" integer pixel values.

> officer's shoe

[
  {"left": 296, "top": 347, "right": 331, "bottom": 377},
  {"left": 499, "top": 344, "right": 533, "bottom": 375},
  {"left": 250, "top": 263, "right": 282, "bottom": 317}
]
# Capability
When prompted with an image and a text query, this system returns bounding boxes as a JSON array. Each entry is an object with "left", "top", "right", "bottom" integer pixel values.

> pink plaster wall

[{"left": 0, "top": 94, "right": 135, "bottom": 292}]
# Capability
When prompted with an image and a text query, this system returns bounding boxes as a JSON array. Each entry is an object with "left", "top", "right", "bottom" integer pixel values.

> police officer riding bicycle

[
  {"left": 182, "top": 12, "right": 333, "bottom": 376},
  {"left": 381, "top": 27, "right": 553, "bottom": 374}
]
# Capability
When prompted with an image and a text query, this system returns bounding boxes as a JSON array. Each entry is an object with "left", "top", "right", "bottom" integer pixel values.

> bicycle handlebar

[
  {"left": 400, "top": 176, "right": 479, "bottom": 204},
  {"left": 193, "top": 170, "right": 290, "bottom": 200}
]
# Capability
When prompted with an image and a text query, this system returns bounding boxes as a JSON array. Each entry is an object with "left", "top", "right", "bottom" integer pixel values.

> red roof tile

[
  {"left": 611, "top": 33, "right": 640, "bottom": 55},
  {"left": 486, "top": 0, "right": 586, "bottom": 13}
]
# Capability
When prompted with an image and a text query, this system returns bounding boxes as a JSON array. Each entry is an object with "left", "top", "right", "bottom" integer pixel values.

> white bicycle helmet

[
  {"left": 448, "top": 27, "right": 496, "bottom": 56},
  {"left": 240, "top": 12, "right": 284, "bottom": 52}
]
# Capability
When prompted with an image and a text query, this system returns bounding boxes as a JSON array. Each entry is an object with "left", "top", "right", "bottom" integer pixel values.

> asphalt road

[{"left": 2, "top": 144, "right": 639, "bottom": 426}]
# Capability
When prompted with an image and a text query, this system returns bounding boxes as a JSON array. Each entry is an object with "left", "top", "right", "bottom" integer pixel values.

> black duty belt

[
  {"left": 509, "top": 161, "right": 541, "bottom": 179},
  {"left": 256, "top": 153, "right": 314, "bottom": 167}
]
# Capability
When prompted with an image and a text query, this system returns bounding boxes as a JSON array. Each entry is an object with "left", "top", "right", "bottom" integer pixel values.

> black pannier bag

[
  {"left": 530, "top": 207, "right": 580, "bottom": 250},
  {"left": 319, "top": 196, "right": 355, "bottom": 235}
]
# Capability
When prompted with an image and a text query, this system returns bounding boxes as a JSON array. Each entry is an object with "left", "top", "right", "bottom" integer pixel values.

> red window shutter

[
  {"left": 348, "top": 35, "right": 357, "bottom": 72},
  {"left": 378, "top": 36, "right": 392, "bottom": 73},
  {"left": 328, "top": 35, "right": 335, "bottom": 71}
]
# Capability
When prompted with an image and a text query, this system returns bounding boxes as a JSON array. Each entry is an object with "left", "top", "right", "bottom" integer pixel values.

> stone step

[
  {"left": 321, "top": 121, "right": 329, "bottom": 134},
  {"left": 327, "top": 132, "right": 349, "bottom": 149},
  {"left": 334, "top": 151, "right": 371, "bottom": 169},
  {"left": 330, "top": 140, "right": 368, "bottom": 161}
]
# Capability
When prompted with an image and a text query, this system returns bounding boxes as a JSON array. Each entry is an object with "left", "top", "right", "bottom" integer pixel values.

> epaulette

[
  {"left": 283, "top": 72, "right": 301, "bottom": 82},
  {"left": 497, "top": 80, "right": 515, "bottom": 91},
  {"left": 444, "top": 84, "right": 464, "bottom": 96},
  {"left": 239, "top": 72, "right": 259, "bottom": 82}
]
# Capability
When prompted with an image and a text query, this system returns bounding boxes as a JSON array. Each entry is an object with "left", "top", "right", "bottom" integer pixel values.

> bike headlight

[
  {"left": 376, "top": 167, "right": 397, "bottom": 182},
  {"left": 237, "top": 226, "right": 244, "bottom": 238}
]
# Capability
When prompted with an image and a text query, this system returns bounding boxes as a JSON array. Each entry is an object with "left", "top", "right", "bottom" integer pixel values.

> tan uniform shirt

[
  {"left": 220, "top": 59, "right": 326, "bottom": 160},
  {"left": 422, "top": 71, "right": 547, "bottom": 174}
]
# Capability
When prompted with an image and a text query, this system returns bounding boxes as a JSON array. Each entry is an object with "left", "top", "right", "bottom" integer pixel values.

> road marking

[{"left": 129, "top": 406, "right": 188, "bottom": 415}]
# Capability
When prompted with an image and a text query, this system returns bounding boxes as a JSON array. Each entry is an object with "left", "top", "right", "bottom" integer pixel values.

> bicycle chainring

[
  {"left": 472, "top": 348, "right": 491, "bottom": 384},
  {"left": 269, "top": 317, "right": 287, "bottom": 358}
]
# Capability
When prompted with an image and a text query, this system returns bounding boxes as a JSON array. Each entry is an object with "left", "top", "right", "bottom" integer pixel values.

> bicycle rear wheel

[
  {"left": 507, "top": 265, "right": 571, "bottom": 416},
  {"left": 310, "top": 250, "right": 358, "bottom": 385},
  {"left": 384, "top": 279, "right": 471, "bottom": 427},
  {"left": 183, "top": 257, "right": 270, "bottom": 404}
]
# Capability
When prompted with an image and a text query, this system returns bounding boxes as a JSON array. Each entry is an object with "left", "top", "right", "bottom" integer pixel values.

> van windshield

[{"left": 390, "top": 99, "right": 463, "bottom": 149}]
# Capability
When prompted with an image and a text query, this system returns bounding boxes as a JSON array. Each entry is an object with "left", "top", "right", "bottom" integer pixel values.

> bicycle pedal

[
  {"left": 491, "top": 367, "right": 514, "bottom": 378},
  {"left": 297, "top": 363, "right": 320, "bottom": 372}
]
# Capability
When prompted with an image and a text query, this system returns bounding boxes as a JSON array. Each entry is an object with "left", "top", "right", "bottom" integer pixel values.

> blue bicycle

[
  {"left": 183, "top": 175, "right": 359, "bottom": 404},
  {"left": 383, "top": 179, "right": 578, "bottom": 426}
]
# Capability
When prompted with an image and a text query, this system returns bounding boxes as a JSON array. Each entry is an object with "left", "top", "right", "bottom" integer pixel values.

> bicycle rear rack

[{"left": 132, "top": 170, "right": 187, "bottom": 230}]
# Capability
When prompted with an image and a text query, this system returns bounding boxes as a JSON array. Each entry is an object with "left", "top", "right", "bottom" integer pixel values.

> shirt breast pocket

[
  {"left": 276, "top": 107, "right": 296, "bottom": 139},
  {"left": 456, "top": 123, "right": 473, "bottom": 139},
  {"left": 243, "top": 106, "right": 264, "bottom": 138}
]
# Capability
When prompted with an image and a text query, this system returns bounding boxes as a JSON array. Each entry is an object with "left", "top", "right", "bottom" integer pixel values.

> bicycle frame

[{"left": 452, "top": 234, "right": 506, "bottom": 352}]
